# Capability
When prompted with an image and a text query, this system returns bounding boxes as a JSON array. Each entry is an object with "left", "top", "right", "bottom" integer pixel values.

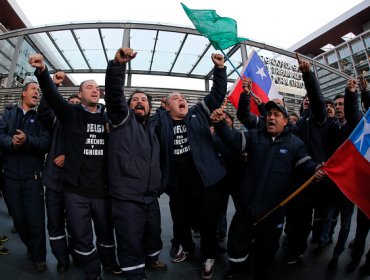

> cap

[{"left": 265, "top": 100, "right": 288, "bottom": 118}]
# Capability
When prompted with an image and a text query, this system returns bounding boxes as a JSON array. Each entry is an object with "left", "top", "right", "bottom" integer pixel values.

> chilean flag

[
  {"left": 323, "top": 110, "right": 370, "bottom": 218},
  {"left": 227, "top": 49, "right": 282, "bottom": 115}
]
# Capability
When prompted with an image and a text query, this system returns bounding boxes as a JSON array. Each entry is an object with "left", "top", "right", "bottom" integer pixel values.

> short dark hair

[
  {"left": 334, "top": 94, "right": 344, "bottom": 101},
  {"left": 68, "top": 93, "right": 80, "bottom": 101},
  {"left": 324, "top": 98, "right": 334, "bottom": 106},
  {"left": 79, "top": 80, "right": 95, "bottom": 92},
  {"left": 22, "top": 81, "right": 38, "bottom": 92},
  {"left": 289, "top": 112, "right": 299, "bottom": 118}
]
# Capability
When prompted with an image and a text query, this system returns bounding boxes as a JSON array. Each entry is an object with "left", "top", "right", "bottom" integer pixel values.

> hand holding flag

[
  {"left": 242, "top": 78, "right": 252, "bottom": 95},
  {"left": 227, "top": 49, "right": 282, "bottom": 114}
]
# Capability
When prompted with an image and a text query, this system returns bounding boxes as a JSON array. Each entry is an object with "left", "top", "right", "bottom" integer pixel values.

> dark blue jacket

[
  {"left": 295, "top": 71, "right": 327, "bottom": 163},
  {"left": 214, "top": 121, "right": 317, "bottom": 217},
  {"left": 154, "top": 66, "right": 227, "bottom": 190},
  {"left": 0, "top": 105, "right": 50, "bottom": 180},
  {"left": 361, "top": 89, "right": 370, "bottom": 112},
  {"left": 38, "top": 96, "right": 65, "bottom": 192},
  {"left": 105, "top": 61, "right": 162, "bottom": 203},
  {"left": 237, "top": 71, "right": 327, "bottom": 163},
  {"left": 35, "top": 68, "right": 108, "bottom": 196},
  {"left": 324, "top": 87, "right": 363, "bottom": 158},
  {"left": 236, "top": 93, "right": 267, "bottom": 130}
]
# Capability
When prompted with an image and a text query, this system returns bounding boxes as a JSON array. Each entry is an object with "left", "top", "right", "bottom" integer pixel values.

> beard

[
  {"left": 134, "top": 104, "right": 150, "bottom": 123},
  {"left": 134, "top": 113, "right": 149, "bottom": 123}
]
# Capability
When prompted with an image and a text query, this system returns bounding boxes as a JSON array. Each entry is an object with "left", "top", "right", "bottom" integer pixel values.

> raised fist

[
  {"left": 29, "top": 54, "right": 46, "bottom": 72},
  {"left": 53, "top": 72, "right": 66, "bottom": 85},
  {"left": 114, "top": 48, "right": 137, "bottom": 64}
]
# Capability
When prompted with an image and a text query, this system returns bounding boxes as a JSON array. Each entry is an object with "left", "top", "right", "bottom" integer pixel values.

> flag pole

[
  {"left": 220, "top": 49, "right": 243, "bottom": 80},
  {"left": 253, "top": 174, "right": 317, "bottom": 227},
  {"left": 220, "top": 48, "right": 256, "bottom": 103}
]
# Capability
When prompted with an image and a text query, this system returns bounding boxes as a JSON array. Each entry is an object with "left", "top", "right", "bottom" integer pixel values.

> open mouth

[
  {"left": 135, "top": 104, "right": 145, "bottom": 113},
  {"left": 267, "top": 121, "right": 275, "bottom": 128},
  {"left": 179, "top": 103, "right": 185, "bottom": 109}
]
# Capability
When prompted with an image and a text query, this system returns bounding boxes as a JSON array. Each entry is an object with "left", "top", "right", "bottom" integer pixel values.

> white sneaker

[{"left": 202, "top": 258, "right": 215, "bottom": 279}]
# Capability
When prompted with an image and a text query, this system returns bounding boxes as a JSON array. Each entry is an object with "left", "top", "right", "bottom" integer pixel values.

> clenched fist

[
  {"left": 29, "top": 54, "right": 46, "bottom": 72},
  {"left": 211, "top": 53, "right": 225, "bottom": 69},
  {"left": 296, "top": 53, "right": 310, "bottom": 73},
  {"left": 114, "top": 48, "right": 137, "bottom": 64},
  {"left": 53, "top": 72, "right": 66, "bottom": 86}
]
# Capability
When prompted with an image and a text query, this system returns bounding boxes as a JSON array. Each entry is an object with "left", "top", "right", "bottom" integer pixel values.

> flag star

[
  {"left": 353, "top": 116, "right": 370, "bottom": 158},
  {"left": 256, "top": 66, "right": 267, "bottom": 80}
]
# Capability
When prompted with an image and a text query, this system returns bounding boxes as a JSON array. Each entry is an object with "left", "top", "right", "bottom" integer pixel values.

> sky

[
  {"left": 11, "top": 0, "right": 365, "bottom": 89},
  {"left": 14, "top": 0, "right": 364, "bottom": 49}
]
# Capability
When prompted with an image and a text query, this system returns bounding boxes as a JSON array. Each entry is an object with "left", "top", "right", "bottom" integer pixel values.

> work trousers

[
  {"left": 112, "top": 198, "right": 162, "bottom": 280},
  {"left": 3, "top": 176, "right": 46, "bottom": 262},
  {"left": 64, "top": 192, "right": 116, "bottom": 280},
  {"left": 45, "top": 188, "right": 70, "bottom": 263}
]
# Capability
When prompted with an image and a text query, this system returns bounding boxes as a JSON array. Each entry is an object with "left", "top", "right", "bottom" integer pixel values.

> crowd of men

[{"left": 0, "top": 48, "right": 369, "bottom": 280}]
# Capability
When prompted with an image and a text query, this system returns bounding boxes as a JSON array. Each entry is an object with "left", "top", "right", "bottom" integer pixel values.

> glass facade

[
  {"left": 0, "top": 22, "right": 351, "bottom": 115},
  {"left": 314, "top": 28, "right": 369, "bottom": 100}
]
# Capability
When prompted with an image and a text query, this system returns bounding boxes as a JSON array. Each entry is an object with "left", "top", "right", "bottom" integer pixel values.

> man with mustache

[
  {"left": 210, "top": 102, "right": 324, "bottom": 280},
  {"left": 0, "top": 82, "right": 50, "bottom": 272},
  {"left": 104, "top": 48, "right": 166, "bottom": 280}
]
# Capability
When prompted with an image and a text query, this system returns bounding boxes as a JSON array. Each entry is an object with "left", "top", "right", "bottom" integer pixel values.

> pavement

[{"left": 0, "top": 194, "right": 369, "bottom": 280}]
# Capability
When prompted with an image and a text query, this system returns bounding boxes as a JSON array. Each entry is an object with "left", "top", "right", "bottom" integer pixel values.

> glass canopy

[{"left": 0, "top": 21, "right": 350, "bottom": 114}]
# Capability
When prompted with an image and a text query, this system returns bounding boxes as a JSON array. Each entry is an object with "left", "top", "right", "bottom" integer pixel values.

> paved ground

[{"left": 0, "top": 194, "right": 369, "bottom": 280}]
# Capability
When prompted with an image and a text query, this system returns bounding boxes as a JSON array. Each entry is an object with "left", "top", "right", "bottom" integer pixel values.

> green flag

[{"left": 181, "top": 3, "right": 248, "bottom": 50}]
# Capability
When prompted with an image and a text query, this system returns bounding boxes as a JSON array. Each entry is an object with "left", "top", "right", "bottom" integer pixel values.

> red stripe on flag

[
  {"left": 227, "top": 81, "right": 269, "bottom": 115},
  {"left": 323, "top": 140, "right": 370, "bottom": 218}
]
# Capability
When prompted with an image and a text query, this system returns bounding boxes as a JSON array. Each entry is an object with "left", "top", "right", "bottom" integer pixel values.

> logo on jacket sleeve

[{"left": 279, "top": 148, "right": 288, "bottom": 154}]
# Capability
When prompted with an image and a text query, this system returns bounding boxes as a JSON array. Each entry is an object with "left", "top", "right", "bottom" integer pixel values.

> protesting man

[
  {"left": 104, "top": 48, "right": 166, "bottom": 280},
  {"left": 29, "top": 54, "right": 120, "bottom": 280},
  {"left": 210, "top": 101, "right": 324, "bottom": 280},
  {"left": 154, "top": 53, "right": 227, "bottom": 279}
]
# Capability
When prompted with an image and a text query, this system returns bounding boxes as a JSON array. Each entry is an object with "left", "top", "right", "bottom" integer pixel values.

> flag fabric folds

[
  {"left": 181, "top": 3, "right": 247, "bottom": 50},
  {"left": 323, "top": 109, "right": 370, "bottom": 218},
  {"left": 227, "top": 49, "right": 281, "bottom": 114}
]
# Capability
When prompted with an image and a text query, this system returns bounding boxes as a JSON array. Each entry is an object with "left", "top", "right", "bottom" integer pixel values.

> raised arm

[
  {"left": 359, "top": 76, "right": 370, "bottom": 111},
  {"left": 104, "top": 48, "right": 137, "bottom": 127},
  {"left": 38, "top": 72, "right": 65, "bottom": 129},
  {"left": 236, "top": 78, "right": 263, "bottom": 129},
  {"left": 344, "top": 78, "right": 363, "bottom": 129},
  {"left": 211, "top": 108, "right": 247, "bottom": 152},
  {"left": 29, "top": 54, "right": 70, "bottom": 122},
  {"left": 201, "top": 53, "right": 227, "bottom": 114},
  {"left": 297, "top": 53, "right": 326, "bottom": 125}
]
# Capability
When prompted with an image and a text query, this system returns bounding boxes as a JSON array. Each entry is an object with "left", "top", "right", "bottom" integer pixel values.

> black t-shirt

[
  {"left": 65, "top": 112, "right": 107, "bottom": 198},
  {"left": 172, "top": 119, "right": 202, "bottom": 188}
]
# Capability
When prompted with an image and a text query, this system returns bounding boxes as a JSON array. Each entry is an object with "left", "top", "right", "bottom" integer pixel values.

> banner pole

[{"left": 253, "top": 174, "right": 317, "bottom": 227}]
